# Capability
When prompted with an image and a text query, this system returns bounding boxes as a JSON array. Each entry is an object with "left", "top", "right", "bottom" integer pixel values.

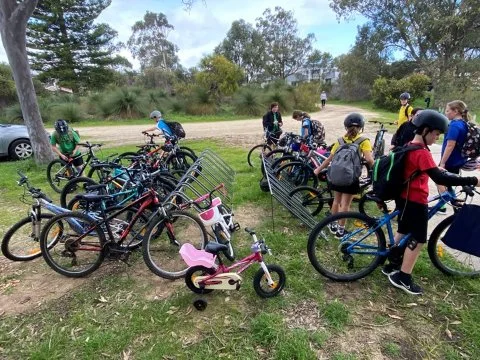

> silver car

[{"left": 0, "top": 124, "right": 34, "bottom": 160}]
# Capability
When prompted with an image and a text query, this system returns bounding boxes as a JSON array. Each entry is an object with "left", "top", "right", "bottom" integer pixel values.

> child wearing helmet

[
  {"left": 313, "top": 113, "right": 374, "bottom": 238},
  {"left": 50, "top": 119, "right": 83, "bottom": 171},
  {"left": 143, "top": 110, "right": 174, "bottom": 137},
  {"left": 396, "top": 92, "right": 413, "bottom": 128},
  {"left": 383, "top": 110, "right": 480, "bottom": 295}
]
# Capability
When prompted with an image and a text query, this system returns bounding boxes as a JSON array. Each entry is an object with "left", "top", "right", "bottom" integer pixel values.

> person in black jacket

[
  {"left": 390, "top": 108, "right": 423, "bottom": 149},
  {"left": 262, "top": 102, "right": 283, "bottom": 145}
]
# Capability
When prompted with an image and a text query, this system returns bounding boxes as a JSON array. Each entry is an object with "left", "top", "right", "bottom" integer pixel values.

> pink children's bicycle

[{"left": 179, "top": 228, "right": 286, "bottom": 310}]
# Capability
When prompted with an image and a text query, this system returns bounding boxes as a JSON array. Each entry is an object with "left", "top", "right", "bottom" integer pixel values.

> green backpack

[{"left": 54, "top": 129, "right": 79, "bottom": 143}]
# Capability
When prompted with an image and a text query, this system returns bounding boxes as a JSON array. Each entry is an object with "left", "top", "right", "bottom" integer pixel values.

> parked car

[{"left": 0, "top": 124, "right": 34, "bottom": 160}]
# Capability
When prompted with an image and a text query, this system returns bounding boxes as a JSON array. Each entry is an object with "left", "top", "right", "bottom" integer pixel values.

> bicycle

[
  {"left": 307, "top": 186, "right": 480, "bottom": 282},
  {"left": 46, "top": 142, "right": 105, "bottom": 193},
  {"left": 368, "top": 120, "right": 395, "bottom": 159},
  {"left": 179, "top": 228, "right": 286, "bottom": 310},
  {"left": 40, "top": 184, "right": 208, "bottom": 278},
  {"left": 247, "top": 130, "right": 281, "bottom": 168}
]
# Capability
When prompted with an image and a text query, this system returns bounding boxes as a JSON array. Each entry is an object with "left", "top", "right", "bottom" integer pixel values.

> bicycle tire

[
  {"left": 60, "top": 176, "right": 99, "bottom": 209},
  {"left": 46, "top": 159, "right": 75, "bottom": 193},
  {"left": 427, "top": 214, "right": 480, "bottom": 277},
  {"left": 247, "top": 144, "right": 272, "bottom": 168},
  {"left": 358, "top": 191, "right": 390, "bottom": 219},
  {"left": 307, "top": 211, "right": 386, "bottom": 281},
  {"left": 142, "top": 211, "right": 208, "bottom": 280},
  {"left": 165, "top": 150, "right": 196, "bottom": 173},
  {"left": 271, "top": 155, "right": 297, "bottom": 172},
  {"left": 253, "top": 264, "right": 286, "bottom": 298},
  {"left": 185, "top": 265, "right": 216, "bottom": 294},
  {"left": 288, "top": 186, "right": 331, "bottom": 217},
  {"left": 40, "top": 212, "right": 106, "bottom": 277},
  {"left": 2, "top": 213, "right": 54, "bottom": 261},
  {"left": 179, "top": 146, "right": 197, "bottom": 158},
  {"left": 274, "top": 161, "right": 318, "bottom": 188}
]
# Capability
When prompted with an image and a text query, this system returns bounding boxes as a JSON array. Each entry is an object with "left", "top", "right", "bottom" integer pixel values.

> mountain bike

[
  {"left": 369, "top": 120, "right": 395, "bottom": 159},
  {"left": 180, "top": 227, "right": 286, "bottom": 310},
  {"left": 247, "top": 130, "right": 280, "bottom": 168},
  {"left": 307, "top": 186, "right": 480, "bottom": 282},
  {"left": 46, "top": 142, "right": 105, "bottom": 193}
]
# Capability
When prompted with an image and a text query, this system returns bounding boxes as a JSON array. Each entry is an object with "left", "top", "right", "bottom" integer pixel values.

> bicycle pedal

[{"left": 232, "top": 223, "right": 241, "bottom": 232}]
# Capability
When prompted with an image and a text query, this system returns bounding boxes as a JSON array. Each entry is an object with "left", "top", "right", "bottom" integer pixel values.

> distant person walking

[{"left": 320, "top": 91, "right": 327, "bottom": 109}]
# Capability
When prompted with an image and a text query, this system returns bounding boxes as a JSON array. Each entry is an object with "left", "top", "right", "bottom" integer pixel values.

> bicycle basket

[{"left": 442, "top": 205, "right": 480, "bottom": 256}]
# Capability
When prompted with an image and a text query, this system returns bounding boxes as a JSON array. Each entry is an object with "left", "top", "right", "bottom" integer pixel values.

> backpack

[
  {"left": 327, "top": 137, "right": 366, "bottom": 187},
  {"left": 165, "top": 121, "right": 186, "bottom": 138},
  {"left": 54, "top": 129, "right": 79, "bottom": 143},
  {"left": 404, "top": 105, "right": 413, "bottom": 118},
  {"left": 310, "top": 119, "right": 326, "bottom": 144},
  {"left": 372, "top": 144, "right": 423, "bottom": 201},
  {"left": 461, "top": 121, "right": 480, "bottom": 159}
]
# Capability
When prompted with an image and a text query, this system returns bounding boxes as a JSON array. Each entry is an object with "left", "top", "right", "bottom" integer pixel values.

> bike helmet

[
  {"left": 150, "top": 110, "right": 162, "bottom": 120},
  {"left": 54, "top": 119, "right": 68, "bottom": 135},
  {"left": 344, "top": 113, "right": 365, "bottom": 129},
  {"left": 461, "top": 158, "right": 480, "bottom": 172},
  {"left": 412, "top": 109, "right": 449, "bottom": 133},
  {"left": 399, "top": 92, "right": 411, "bottom": 100}
]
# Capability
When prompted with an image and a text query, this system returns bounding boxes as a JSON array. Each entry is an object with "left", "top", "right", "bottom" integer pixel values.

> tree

[
  {"left": 27, "top": 0, "right": 127, "bottom": 91},
  {"left": 306, "top": 50, "right": 333, "bottom": 81},
  {"left": 256, "top": 6, "right": 315, "bottom": 80},
  {"left": 195, "top": 55, "right": 244, "bottom": 99},
  {"left": 330, "top": 0, "right": 480, "bottom": 102},
  {"left": 215, "top": 20, "right": 266, "bottom": 83},
  {"left": 0, "top": 0, "right": 54, "bottom": 164},
  {"left": 127, "top": 11, "right": 179, "bottom": 71},
  {"left": 0, "top": 63, "right": 17, "bottom": 108}
]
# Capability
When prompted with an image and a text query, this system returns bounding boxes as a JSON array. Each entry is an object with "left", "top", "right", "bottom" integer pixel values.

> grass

[{"left": 1, "top": 138, "right": 480, "bottom": 359}]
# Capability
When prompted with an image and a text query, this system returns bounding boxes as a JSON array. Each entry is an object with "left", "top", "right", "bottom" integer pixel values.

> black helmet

[
  {"left": 150, "top": 110, "right": 162, "bottom": 119},
  {"left": 412, "top": 110, "right": 448, "bottom": 133},
  {"left": 400, "top": 92, "right": 411, "bottom": 100},
  {"left": 54, "top": 119, "right": 68, "bottom": 135},
  {"left": 344, "top": 113, "right": 365, "bottom": 129}
]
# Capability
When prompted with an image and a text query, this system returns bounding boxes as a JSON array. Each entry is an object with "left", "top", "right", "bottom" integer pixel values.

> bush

[
  {"left": 372, "top": 73, "right": 431, "bottom": 111},
  {"left": 53, "top": 103, "right": 86, "bottom": 123},
  {"left": 169, "top": 100, "right": 184, "bottom": 113},
  {"left": 185, "top": 87, "right": 216, "bottom": 115},
  {"left": 100, "top": 88, "right": 147, "bottom": 118},
  {"left": 233, "top": 89, "right": 263, "bottom": 116},
  {"left": 292, "top": 82, "right": 319, "bottom": 112},
  {"left": 263, "top": 90, "right": 292, "bottom": 112},
  {"left": 4, "top": 103, "right": 23, "bottom": 123},
  {"left": 38, "top": 98, "right": 57, "bottom": 123}
]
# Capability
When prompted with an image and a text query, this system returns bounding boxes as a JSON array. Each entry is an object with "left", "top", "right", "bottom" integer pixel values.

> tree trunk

[{"left": 0, "top": 0, "right": 55, "bottom": 164}]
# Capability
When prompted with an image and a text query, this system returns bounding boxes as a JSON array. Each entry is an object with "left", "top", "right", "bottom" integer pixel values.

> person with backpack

[
  {"left": 395, "top": 92, "right": 413, "bottom": 128},
  {"left": 292, "top": 110, "right": 326, "bottom": 145},
  {"left": 379, "top": 110, "right": 480, "bottom": 295},
  {"left": 390, "top": 107, "right": 423, "bottom": 149},
  {"left": 262, "top": 102, "right": 283, "bottom": 145},
  {"left": 313, "top": 113, "right": 374, "bottom": 238},
  {"left": 143, "top": 110, "right": 174, "bottom": 137},
  {"left": 50, "top": 119, "right": 83, "bottom": 171}
]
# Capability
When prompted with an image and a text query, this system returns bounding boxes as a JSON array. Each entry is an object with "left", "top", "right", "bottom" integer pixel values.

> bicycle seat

[
  {"left": 204, "top": 242, "right": 229, "bottom": 255},
  {"left": 85, "top": 184, "right": 107, "bottom": 191},
  {"left": 74, "top": 194, "right": 113, "bottom": 202}
]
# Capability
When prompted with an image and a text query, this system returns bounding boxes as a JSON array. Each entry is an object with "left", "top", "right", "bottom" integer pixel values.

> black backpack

[
  {"left": 165, "top": 121, "right": 186, "bottom": 138},
  {"left": 372, "top": 144, "right": 423, "bottom": 201}
]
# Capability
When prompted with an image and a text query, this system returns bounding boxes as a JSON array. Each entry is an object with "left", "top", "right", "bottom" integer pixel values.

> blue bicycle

[{"left": 307, "top": 186, "right": 480, "bottom": 281}]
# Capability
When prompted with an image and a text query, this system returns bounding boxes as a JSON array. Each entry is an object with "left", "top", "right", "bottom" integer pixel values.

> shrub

[
  {"left": 233, "top": 89, "right": 264, "bottom": 116},
  {"left": 5, "top": 103, "right": 23, "bottom": 123},
  {"left": 85, "top": 93, "right": 104, "bottom": 116},
  {"left": 263, "top": 90, "right": 292, "bottom": 112},
  {"left": 372, "top": 73, "right": 431, "bottom": 111},
  {"left": 53, "top": 103, "right": 86, "bottom": 123},
  {"left": 185, "top": 87, "right": 216, "bottom": 115},
  {"left": 169, "top": 100, "right": 184, "bottom": 113},
  {"left": 100, "top": 88, "right": 147, "bottom": 118},
  {"left": 293, "top": 82, "right": 319, "bottom": 112},
  {"left": 38, "top": 98, "right": 57, "bottom": 123}
]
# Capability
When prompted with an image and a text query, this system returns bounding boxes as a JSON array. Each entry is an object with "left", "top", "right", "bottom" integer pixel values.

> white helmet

[{"left": 150, "top": 110, "right": 162, "bottom": 119}]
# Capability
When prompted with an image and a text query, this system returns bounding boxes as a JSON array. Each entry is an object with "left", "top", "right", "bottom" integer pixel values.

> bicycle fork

[{"left": 259, "top": 261, "right": 275, "bottom": 287}]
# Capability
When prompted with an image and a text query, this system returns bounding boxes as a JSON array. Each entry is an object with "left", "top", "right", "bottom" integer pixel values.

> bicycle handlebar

[
  {"left": 192, "top": 183, "right": 226, "bottom": 209},
  {"left": 16, "top": 171, "right": 52, "bottom": 203},
  {"left": 78, "top": 142, "right": 103, "bottom": 148},
  {"left": 369, "top": 120, "right": 396, "bottom": 126}
]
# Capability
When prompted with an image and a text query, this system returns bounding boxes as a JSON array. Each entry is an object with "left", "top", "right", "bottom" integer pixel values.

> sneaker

[
  {"left": 388, "top": 272, "right": 423, "bottom": 295},
  {"left": 381, "top": 263, "right": 400, "bottom": 276},
  {"left": 335, "top": 228, "right": 349, "bottom": 239},
  {"left": 328, "top": 223, "right": 338, "bottom": 234}
]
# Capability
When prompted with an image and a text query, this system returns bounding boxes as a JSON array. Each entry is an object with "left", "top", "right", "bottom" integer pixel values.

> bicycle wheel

[
  {"left": 275, "top": 161, "right": 318, "bottom": 188},
  {"left": 1, "top": 214, "right": 54, "bottom": 261},
  {"left": 179, "top": 146, "right": 197, "bottom": 158},
  {"left": 307, "top": 212, "right": 386, "bottom": 281},
  {"left": 253, "top": 264, "right": 286, "bottom": 298},
  {"left": 247, "top": 144, "right": 272, "bottom": 168},
  {"left": 428, "top": 215, "right": 480, "bottom": 277},
  {"left": 358, "top": 191, "right": 390, "bottom": 219},
  {"left": 166, "top": 150, "right": 196, "bottom": 173},
  {"left": 60, "top": 176, "right": 99, "bottom": 209},
  {"left": 104, "top": 206, "right": 149, "bottom": 250},
  {"left": 185, "top": 265, "right": 216, "bottom": 294},
  {"left": 214, "top": 204, "right": 235, "bottom": 260},
  {"left": 47, "top": 159, "right": 75, "bottom": 193},
  {"left": 143, "top": 210, "right": 208, "bottom": 280},
  {"left": 288, "top": 186, "right": 331, "bottom": 217},
  {"left": 40, "top": 212, "right": 106, "bottom": 277},
  {"left": 115, "top": 152, "right": 140, "bottom": 167},
  {"left": 271, "top": 155, "right": 296, "bottom": 172}
]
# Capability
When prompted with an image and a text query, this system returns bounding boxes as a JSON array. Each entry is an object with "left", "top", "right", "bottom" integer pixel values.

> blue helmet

[{"left": 400, "top": 92, "right": 411, "bottom": 100}]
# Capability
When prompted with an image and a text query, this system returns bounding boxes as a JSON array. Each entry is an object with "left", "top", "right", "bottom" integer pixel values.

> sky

[{"left": 0, "top": 0, "right": 367, "bottom": 69}]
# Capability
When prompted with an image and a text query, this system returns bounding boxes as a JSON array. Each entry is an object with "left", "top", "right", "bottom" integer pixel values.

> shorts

[
  {"left": 328, "top": 179, "right": 360, "bottom": 195},
  {"left": 67, "top": 154, "right": 84, "bottom": 167},
  {"left": 395, "top": 197, "right": 428, "bottom": 243}
]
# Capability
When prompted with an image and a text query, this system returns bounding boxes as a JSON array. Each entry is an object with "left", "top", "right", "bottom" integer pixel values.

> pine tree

[{"left": 27, "top": 0, "right": 128, "bottom": 91}]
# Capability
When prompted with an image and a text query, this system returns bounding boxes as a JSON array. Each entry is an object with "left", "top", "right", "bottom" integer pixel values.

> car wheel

[{"left": 9, "top": 139, "right": 33, "bottom": 160}]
